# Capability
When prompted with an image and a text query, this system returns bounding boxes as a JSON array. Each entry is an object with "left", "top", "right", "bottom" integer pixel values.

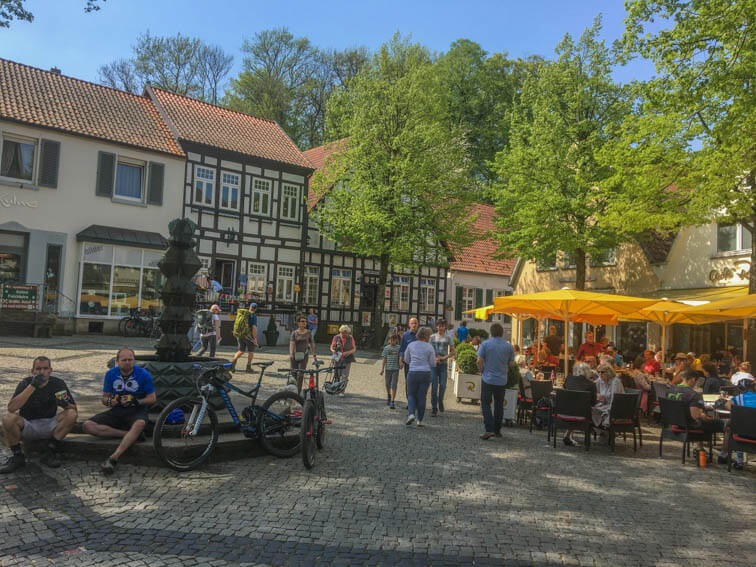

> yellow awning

[{"left": 653, "top": 286, "right": 748, "bottom": 302}]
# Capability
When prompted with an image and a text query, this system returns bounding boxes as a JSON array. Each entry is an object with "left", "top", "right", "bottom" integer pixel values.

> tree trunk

[
  {"left": 574, "top": 249, "right": 587, "bottom": 291},
  {"left": 372, "top": 253, "right": 391, "bottom": 344}
]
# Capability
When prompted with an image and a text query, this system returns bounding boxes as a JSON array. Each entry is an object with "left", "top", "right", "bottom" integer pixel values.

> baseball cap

[{"left": 248, "top": 302, "right": 258, "bottom": 309}]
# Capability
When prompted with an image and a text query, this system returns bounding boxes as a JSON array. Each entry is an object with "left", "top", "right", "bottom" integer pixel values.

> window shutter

[
  {"left": 455, "top": 286, "right": 463, "bottom": 320},
  {"left": 96, "top": 152, "right": 115, "bottom": 197},
  {"left": 38, "top": 139, "right": 60, "bottom": 188},
  {"left": 475, "top": 288, "right": 484, "bottom": 308},
  {"left": 147, "top": 162, "right": 164, "bottom": 205},
  {"left": 485, "top": 289, "right": 494, "bottom": 321}
]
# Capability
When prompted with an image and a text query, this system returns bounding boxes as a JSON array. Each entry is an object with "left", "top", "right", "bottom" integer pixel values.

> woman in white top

[
  {"left": 403, "top": 327, "right": 436, "bottom": 427},
  {"left": 592, "top": 363, "right": 624, "bottom": 428}
]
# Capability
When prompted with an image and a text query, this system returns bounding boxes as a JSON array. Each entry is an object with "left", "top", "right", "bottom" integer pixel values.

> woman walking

[
  {"left": 289, "top": 315, "right": 317, "bottom": 393},
  {"left": 403, "top": 326, "right": 436, "bottom": 427},
  {"left": 330, "top": 325, "right": 357, "bottom": 396}
]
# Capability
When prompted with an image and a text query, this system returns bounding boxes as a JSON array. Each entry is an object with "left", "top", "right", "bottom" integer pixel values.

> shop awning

[
  {"left": 653, "top": 286, "right": 748, "bottom": 303},
  {"left": 76, "top": 225, "right": 168, "bottom": 250}
]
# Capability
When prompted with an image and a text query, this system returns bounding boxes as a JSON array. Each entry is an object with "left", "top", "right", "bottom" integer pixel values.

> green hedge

[
  {"left": 455, "top": 342, "right": 479, "bottom": 374},
  {"left": 468, "top": 328, "right": 489, "bottom": 340}
]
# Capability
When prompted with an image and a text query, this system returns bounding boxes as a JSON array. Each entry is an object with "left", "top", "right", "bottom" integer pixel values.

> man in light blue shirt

[{"left": 476, "top": 323, "right": 515, "bottom": 439}]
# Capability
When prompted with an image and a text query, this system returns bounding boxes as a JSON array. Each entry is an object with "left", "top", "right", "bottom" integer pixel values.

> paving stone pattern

[{"left": 0, "top": 335, "right": 754, "bottom": 566}]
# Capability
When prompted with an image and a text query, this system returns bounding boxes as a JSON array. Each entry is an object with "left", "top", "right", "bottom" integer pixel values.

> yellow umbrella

[
  {"left": 683, "top": 293, "right": 756, "bottom": 319},
  {"left": 463, "top": 305, "right": 495, "bottom": 320},
  {"left": 621, "top": 300, "right": 737, "bottom": 364},
  {"left": 492, "top": 289, "right": 659, "bottom": 376}
]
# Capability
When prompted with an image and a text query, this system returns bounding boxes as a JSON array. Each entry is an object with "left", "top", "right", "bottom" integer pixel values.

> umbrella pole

[
  {"left": 661, "top": 324, "right": 667, "bottom": 366},
  {"left": 563, "top": 316, "right": 569, "bottom": 378},
  {"left": 744, "top": 318, "right": 749, "bottom": 361}
]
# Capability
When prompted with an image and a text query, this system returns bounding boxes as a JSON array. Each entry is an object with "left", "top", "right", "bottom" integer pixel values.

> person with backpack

[
  {"left": 196, "top": 304, "right": 221, "bottom": 358},
  {"left": 231, "top": 302, "right": 258, "bottom": 372}
]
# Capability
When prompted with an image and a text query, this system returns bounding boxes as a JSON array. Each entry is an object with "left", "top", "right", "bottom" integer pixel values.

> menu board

[{"left": 1, "top": 284, "right": 38, "bottom": 310}]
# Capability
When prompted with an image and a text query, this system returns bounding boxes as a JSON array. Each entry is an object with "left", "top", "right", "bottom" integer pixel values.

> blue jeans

[
  {"left": 406, "top": 370, "right": 431, "bottom": 422},
  {"left": 430, "top": 363, "right": 448, "bottom": 411},
  {"left": 480, "top": 381, "right": 506, "bottom": 433}
]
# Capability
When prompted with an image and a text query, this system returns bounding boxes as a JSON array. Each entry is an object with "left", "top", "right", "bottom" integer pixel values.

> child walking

[{"left": 380, "top": 333, "right": 401, "bottom": 409}]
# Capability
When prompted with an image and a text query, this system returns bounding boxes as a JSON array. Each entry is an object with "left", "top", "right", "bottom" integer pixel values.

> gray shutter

[
  {"left": 485, "top": 289, "right": 494, "bottom": 321},
  {"left": 455, "top": 286, "right": 463, "bottom": 320},
  {"left": 38, "top": 139, "right": 60, "bottom": 188},
  {"left": 96, "top": 152, "right": 115, "bottom": 197},
  {"left": 147, "top": 162, "right": 164, "bottom": 205}
]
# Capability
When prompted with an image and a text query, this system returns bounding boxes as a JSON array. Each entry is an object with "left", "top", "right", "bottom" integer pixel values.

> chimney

[{"left": 50, "top": 67, "right": 61, "bottom": 75}]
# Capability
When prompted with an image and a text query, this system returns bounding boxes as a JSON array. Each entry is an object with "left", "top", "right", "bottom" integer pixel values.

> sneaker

[
  {"left": 417, "top": 420, "right": 424, "bottom": 427},
  {"left": 563, "top": 437, "right": 577, "bottom": 447},
  {"left": 494, "top": 431, "right": 502, "bottom": 438},
  {"left": 245, "top": 365, "right": 253, "bottom": 373},
  {"left": 40, "top": 449, "right": 61, "bottom": 469},
  {"left": 438, "top": 401, "right": 445, "bottom": 413},
  {"left": 480, "top": 432, "right": 494, "bottom": 440},
  {"left": 405, "top": 414, "right": 416, "bottom": 426},
  {"left": 338, "top": 392, "right": 345, "bottom": 398},
  {"left": 0, "top": 454, "right": 25, "bottom": 473},
  {"left": 387, "top": 396, "right": 391, "bottom": 406},
  {"left": 100, "top": 458, "right": 117, "bottom": 476},
  {"left": 733, "top": 461, "right": 744, "bottom": 471},
  {"left": 431, "top": 409, "right": 438, "bottom": 417},
  {"left": 389, "top": 402, "right": 396, "bottom": 410}
]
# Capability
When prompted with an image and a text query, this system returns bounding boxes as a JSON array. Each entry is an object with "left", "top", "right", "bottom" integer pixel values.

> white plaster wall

[{"left": 0, "top": 122, "right": 184, "bottom": 315}]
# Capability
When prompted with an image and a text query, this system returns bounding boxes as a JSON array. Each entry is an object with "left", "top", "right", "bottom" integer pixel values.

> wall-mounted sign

[
  {"left": 0, "top": 192, "right": 39, "bottom": 208},
  {"left": 709, "top": 260, "right": 750, "bottom": 284},
  {"left": 1, "top": 284, "right": 38, "bottom": 310}
]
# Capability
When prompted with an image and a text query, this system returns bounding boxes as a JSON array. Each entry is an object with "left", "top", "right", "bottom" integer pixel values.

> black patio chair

[
  {"left": 607, "top": 392, "right": 641, "bottom": 452},
  {"left": 517, "top": 378, "right": 533, "bottom": 426},
  {"left": 650, "top": 381, "right": 671, "bottom": 421},
  {"left": 529, "top": 380, "right": 554, "bottom": 433},
  {"left": 658, "top": 397, "right": 713, "bottom": 464},
  {"left": 550, "top": 388, "right": 593, "bottom": 451},
  {"left": 623, "top": 388, "right": 644, "bottom": 448},
  {"left": 727, "top": 405, "right": 756, "bottom": 471}
]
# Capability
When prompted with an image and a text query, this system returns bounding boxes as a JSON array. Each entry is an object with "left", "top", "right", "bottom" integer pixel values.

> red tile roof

[
  {"left": 149, "top": 87, "right": 313, "bottom": 170},
  {"left": 0, "top": 58, "right": 183, "bottom": 157},
  {"left": 303, "top": 139, "right": 348, "bottom": 209},
  {"left": 450, "top": 204, "right": 515, "bottom": 277}
]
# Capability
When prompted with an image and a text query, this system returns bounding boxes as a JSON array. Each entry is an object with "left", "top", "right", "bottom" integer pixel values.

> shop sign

[
  {"left": 709, "top": 260, "right": 750, "bottom": 284},
  {"left": 0, "top": 192, "right": 39, "bottom": 208},
  {"left": 1, "top": 284, "right": 38, "bottom": 310}
]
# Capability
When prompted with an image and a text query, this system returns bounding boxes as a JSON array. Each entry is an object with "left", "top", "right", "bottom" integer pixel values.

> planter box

[{"left": 454, "top": 372, "right": 481, "bottom": 403}]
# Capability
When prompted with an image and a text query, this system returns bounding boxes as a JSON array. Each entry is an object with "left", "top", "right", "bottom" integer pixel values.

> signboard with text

[{"left": 1, "top": 284, "right": 38, "bottom": 310}]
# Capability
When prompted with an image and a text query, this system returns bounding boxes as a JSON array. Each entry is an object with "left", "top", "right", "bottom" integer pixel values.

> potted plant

[
  {"left": 453, "top": 342, "right": 481, "bottom": 403},
  {"left": 263, "top": 315, "right": 280, "bottom": 346}
]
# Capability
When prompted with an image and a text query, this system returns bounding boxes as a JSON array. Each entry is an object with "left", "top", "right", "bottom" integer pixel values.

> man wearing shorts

[
  {"left": 231, "top": 302, "right": 258, "bottom": 372},
  {"left": 82, "top": 347, "right": 156, "bottom": 475},
  {"left": 0, "top": 356, "right": 77, "bottom": 472}
]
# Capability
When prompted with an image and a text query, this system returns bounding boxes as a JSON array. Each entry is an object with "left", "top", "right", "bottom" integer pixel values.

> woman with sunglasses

[
  {"left": 290, "top": 316, "right": 317, "bottom": 393},
  {"left": 592, "top": 364, "right": 625, "bottom": 430}
]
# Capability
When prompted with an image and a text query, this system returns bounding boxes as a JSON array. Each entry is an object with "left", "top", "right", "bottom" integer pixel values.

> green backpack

[{"left": 233, "top": 308, "right": 250, "bottom": 338}]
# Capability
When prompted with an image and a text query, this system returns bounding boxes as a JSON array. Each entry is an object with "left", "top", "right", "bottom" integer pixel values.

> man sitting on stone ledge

[
  {"left": 82, "top": 347, "right": 156, "bottom": 476},
  {"left": 0, "top": 356, "right": 78, "bottom": 473}
]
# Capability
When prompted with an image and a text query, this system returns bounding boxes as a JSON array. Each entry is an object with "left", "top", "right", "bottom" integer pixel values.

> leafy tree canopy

[
  {"left": 491, "top": 18, "right": 631, "bottom": 289},
  {"left": 1, "top": 0, "right": 103, "bottom": 28}
]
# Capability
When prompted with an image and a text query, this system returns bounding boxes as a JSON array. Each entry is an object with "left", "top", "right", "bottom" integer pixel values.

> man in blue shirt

[
  {"left": 476, "top": 323, "right": 515, "bottom": 439},
  {"left": 456, "top": 320, "right": 470, "bottom": 343}
]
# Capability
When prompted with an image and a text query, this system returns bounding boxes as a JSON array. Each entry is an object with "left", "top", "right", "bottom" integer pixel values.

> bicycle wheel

[
  {"left": 118, "top": 317, "right": 130, "bottom": 336},
  {"left": 301, "top": 399, "right": 316, "bottom": 469},
  {"left": 259, "top": 390, "right": 304, "bottom": 458},
  {"left": 153, "top": 396, "right": 218, "bottom": 472},
  {"left": 149, "top": 320, "right": 161, "bottom": 339},
  {"left": 315, "top": 392, "right": 326, "bottom": 449},
  {"left": 123, "top": 319, "right": 142, "bottom": 338}
]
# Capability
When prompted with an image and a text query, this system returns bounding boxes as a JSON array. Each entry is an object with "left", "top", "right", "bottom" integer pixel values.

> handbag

[{"left": 294, "top": 351, "right": 306, "bottom": 362}]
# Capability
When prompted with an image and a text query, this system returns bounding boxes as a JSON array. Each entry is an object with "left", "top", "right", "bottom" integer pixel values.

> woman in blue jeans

[{"left": 403, "top": 326, "right": 436, "bottom": 427}]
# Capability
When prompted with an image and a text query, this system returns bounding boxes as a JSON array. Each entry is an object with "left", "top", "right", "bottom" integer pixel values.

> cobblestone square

[{"left": 0, "top": 335, "right": 753, "bottom": 566}]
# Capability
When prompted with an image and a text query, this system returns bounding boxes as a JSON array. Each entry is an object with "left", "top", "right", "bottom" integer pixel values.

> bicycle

[
  {"left": 357, "top": 327, "right": 376, "bottom": 348},
  {"left": 281, "top": 360, "right": 333, "bottom": 469},
  {"left": 152, "top": 361, "right": 304, "bottom": 471},
  {"left": 119, "top": 308, "right": 161, "bottom": 338}
]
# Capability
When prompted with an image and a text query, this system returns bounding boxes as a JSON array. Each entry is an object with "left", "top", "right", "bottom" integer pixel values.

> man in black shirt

[{"left": 0, "top": 356, "right": 77, "bottom": 472}]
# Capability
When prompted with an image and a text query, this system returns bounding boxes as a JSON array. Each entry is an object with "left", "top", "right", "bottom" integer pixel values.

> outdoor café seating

[
  {"left": 516, "top": 378, "right": 533, "bottom": 425},
  {"left": 658, "top": 397, "right": 714, "bottom": 464},
  {"left": 550, "top": 388, "right": 593, "bottom": 451},
  {"left": 726, "top": 405, "right": 756, "bottom": 472},
  {"left": 607, "top": 392, "right": 641, "bottom": 452},
  {"left": 529, "top": 380, "right": 554, "bottom": 432}
]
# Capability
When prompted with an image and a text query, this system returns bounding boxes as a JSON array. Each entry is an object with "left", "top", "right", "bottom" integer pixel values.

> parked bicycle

[
  {"left": 152, "top": 361, "right": 304, "bottom": 471},
  {"left": 282, "top": 360, "right": 333, "bottom": 469},
  {"left": 119, "top": 308, "right": 160, "bottom": 338},
  {"left": 357, "top": 327, "right": 376, "bottom": 348}
]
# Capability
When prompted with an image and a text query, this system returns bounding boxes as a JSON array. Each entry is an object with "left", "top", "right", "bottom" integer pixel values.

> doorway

[{"left": 215, "top": 259, "right": 235, "bottom": 292}]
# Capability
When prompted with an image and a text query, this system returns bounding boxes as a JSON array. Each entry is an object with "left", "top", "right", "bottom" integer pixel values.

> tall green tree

[
  {"left": 313, "top": 34, "right": 474, "bottom": 329},
  {"left": 491, "top": 19, "right": 630, "bottom": 290},
  {"left": 609, "top": 0, "right": 756, "bottom": 290},
  {"left": 98, "top": 32, "right": 233, "bottom": 103},
  {"left": 1, "top": 0, "right": 103, "bottom": 28}
]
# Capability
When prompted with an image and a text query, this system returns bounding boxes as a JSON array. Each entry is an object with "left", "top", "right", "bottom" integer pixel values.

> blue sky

[{"left": 0, "top": 0, "right": 652, "bottom": 86}]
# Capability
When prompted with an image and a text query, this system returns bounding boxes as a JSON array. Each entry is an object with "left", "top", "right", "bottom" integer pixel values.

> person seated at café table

[
  {"left": 592, "top": 363, "right": 625, "bottom": 431},
  {"left": 539, "top": 344, "right": 559, "bottom": 367},
  {"left": 518, "top": 355, "right": 535, "bottom": 399},
  {"left": 671, "top": 352, "right": 691, "bottom": 385},
  {"left": 669, "top": 369, "right": 726, "bottom": 459},
  {"left": 642, "top": 349, "right": 661, "bottom": 376},
  {"left": 687, "top": 351, "right": 702, "bottom": 372},
  {"left": 719, "top": 379, "right": 756, "bottom": 468},
  {"left": 702, "top": 362, "right": 727, "bottom": 394},
  {"left": 561, "top": 362, "right": 598, "bottom": 446},
  {"left": 730, "top": 361, "right": 755, "bottom": 389},
  {"left": 629, "top": 355, "right": 652, "bottom": 413},
  {"left": 576, "top": 331, "right": 604, "bottom": 362}
]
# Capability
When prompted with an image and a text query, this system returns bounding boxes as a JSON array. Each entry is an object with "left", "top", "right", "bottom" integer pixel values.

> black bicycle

[
  {"left": 152, "top": 361, "right": 304, "bottom": 471},
  {"left": 119, "top": 308, "right": 160, "bottom": 338},
  {"left": 282, "top": 360, "right": 333, "bottom": 469}
]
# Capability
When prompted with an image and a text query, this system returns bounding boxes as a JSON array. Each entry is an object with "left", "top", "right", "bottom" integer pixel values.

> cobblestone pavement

[{"left": 0, "top": 335, "right": 754, "bottom": 566}]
